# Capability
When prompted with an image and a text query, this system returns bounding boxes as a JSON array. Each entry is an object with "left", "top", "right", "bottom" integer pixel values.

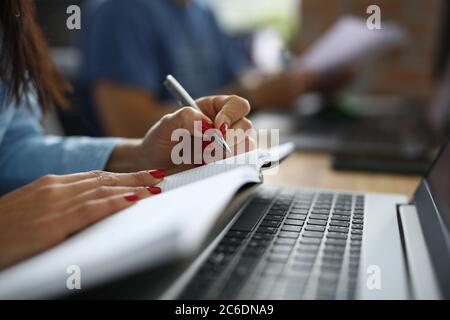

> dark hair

[{"left": 0, "top": 0, "right": 71, "bottom": 110}]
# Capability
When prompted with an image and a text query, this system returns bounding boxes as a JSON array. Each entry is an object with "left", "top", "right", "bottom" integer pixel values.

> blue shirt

[
  {"left": 0, "top": 85, "right": 120, "bottom": 195},
  {"left": 80, "top": 0, "right": 248, "bottom": 130}
]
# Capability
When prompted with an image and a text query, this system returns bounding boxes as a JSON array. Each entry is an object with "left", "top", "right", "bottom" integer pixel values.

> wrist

[{"left": 105, "top": 139, "right": 148, "bottom": 172}]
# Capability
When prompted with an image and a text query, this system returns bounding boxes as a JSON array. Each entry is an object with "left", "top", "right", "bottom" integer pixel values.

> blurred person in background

[
  {"left": 0, "top": 0, "right": 254, "bottom": 269},
  {"left": 79, "top": 0, "right": 329, "bottom": 138}
]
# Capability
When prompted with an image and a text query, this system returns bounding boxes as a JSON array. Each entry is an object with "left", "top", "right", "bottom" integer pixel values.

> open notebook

[
  {"left": 0, "top": 143, "right": 294, "bottom": 299},
  {"left": 158, "top": 142, "right": 295, "bottom": 192}
]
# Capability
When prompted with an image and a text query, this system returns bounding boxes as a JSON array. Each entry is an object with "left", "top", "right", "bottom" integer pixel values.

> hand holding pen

[{"left": 165, "top": 74, "right": 232, "bottom": 153}]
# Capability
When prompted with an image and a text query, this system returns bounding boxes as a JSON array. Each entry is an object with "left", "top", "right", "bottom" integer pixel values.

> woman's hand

[
  {"left": 108, "top": 95, "right": 256, "bottom": 173},
  {"left": 0, "top": 170, "right": 164, "bottom": 270}
]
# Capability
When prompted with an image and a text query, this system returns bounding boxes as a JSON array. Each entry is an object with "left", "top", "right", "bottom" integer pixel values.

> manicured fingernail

[
  {"left": 146, "top": 186, "right": 162, "bottom": 195},
  {"left": 149, "top": 169, "right": 165, "bottom": 179},
  {"left": 219, "top": 123, "right": 228, "bottom": 137},
  {"left": 201, "top": 119, "right": 214, "bottom": 134},
  {"left": 124, "top": 193, "right": 140, "bottom": 202}
]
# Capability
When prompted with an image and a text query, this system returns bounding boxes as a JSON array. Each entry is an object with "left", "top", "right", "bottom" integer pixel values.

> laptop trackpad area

[{"left": 358, "top": 193, "right": 409, "bottom": 299}]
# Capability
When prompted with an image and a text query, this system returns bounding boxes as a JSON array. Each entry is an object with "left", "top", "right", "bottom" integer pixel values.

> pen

[{"left": 164, "top": 74, "right": 231, "bottom": 154}]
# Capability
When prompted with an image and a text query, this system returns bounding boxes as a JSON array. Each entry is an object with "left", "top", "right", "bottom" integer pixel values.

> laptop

[{"left": 163, "top": 140, "right": 450, "bottom": 300}]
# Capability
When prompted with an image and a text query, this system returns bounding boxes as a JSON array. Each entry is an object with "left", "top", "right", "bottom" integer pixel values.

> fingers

[
  {"left": 56, "top": 193, "right": 143, "bottom": 237},
  {"left": 196, "top": 95, "right": 251, "bottom": 130},
  {"left": 57, "top": 185, "right": 162, "bottom": 210},
  {"left": 231, "top": 136, "right": 257, "bottom": 156},
  {"left": 225, "top": 117, "right": 254, "bottom": 148},
  {"left": 160, "top": 106, "right": 212, "bottom": 138},
  {"left": 65, "top": 170, "right": 165, "bottom": 195}
]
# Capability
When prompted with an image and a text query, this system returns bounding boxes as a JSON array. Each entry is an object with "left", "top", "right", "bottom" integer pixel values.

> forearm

[
  {"left": 0, "top": 136, "right": 121, "bottom": 195},
  {"left": 94, "top": 82, "right": 178, "bottom": 138}
]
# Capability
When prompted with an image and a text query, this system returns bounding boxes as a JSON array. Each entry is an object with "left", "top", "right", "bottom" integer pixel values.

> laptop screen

[{"left": 427, "top": 142, "right": 450, "bottom": 229}]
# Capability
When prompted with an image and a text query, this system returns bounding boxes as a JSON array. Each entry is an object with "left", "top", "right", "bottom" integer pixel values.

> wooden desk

[{"left": 264, "top": 151, "right": 421, "bottom": 198}]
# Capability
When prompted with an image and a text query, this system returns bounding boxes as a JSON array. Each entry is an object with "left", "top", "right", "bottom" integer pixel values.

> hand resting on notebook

[{"left": 0, "top": 95, "right": 255, "bottom": 270}]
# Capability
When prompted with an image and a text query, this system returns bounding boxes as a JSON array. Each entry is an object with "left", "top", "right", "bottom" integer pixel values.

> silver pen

[{"left": 164, "top": 74, "right": 231, "bottom": 154}]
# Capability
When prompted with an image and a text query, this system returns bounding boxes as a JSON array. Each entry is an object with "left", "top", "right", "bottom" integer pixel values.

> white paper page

[
  {"left": 0, "top": 167, "right": 260, "bottom": 299},
  {"left": 295, "top": 16, "right": 407, "bottom": 73},
  {"left": 158, "top": 143, "right": 294, "bottom": 192}
]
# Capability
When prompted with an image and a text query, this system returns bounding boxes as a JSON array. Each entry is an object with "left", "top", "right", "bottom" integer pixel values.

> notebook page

[{"left": 158, "top": 150, "right": 262, "bottom": 191}]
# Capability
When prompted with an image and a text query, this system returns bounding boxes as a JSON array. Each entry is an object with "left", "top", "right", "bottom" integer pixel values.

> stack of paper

[{"left": 295, "top": 16, "right": 408, "bottom": 73}]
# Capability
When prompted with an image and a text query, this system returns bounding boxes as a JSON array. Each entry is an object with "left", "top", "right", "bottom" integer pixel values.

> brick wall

[{"left": 297, "top": 0, "right": 444, "bottom": 102}]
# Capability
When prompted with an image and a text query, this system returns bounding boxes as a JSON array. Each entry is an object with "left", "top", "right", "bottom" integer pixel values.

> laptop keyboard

[{"left": 180, "top": 186, "right": 365, "bottom": 300}]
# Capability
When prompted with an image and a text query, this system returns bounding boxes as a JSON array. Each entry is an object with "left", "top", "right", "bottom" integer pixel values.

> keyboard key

[
  {"left": 291, "top": 262, "right": 314, "bottom": 272},
  {"left": 351, "top": 235, "right": 363, "bottom": 240},
  {"left": 309, "top": 213, "right": 329, "bottom": 220},
  {"left": 275, "top": 238, "right": 296, "bottom": 246},
  {"left": 311, "top": 209, "right": 330, "bottom": 215},
  {"left": 351, "top": 229, "right": 363, "bottom": 235},
  {"left": 328, "top": 226, "right": 349, "bottom": 233},
  {"left": 325, "top": 238, "right": 347, "bottom": 246},
  {"left": 305, "top": 225, "right": 326, "bottom": 232},
  {"left": 248, "top": 240, "right": 270, "bottom": 248},
  {"left": 259, "top": 220, "right": 281, "bottom": 228},
  {"left": 216, "top": 245, "right": 238, "bottom": 254},
  {"left": 268, "top": 255, "right": 289, "bottom": 263},
  {"left": 302, "top": 231, "right": 324, "bottom": 238},
  {"left": 252, "top": 233, "right": 274, "bottom": 241},
  {"left": 256, "top": 226, "right": 277, "bottom": 234},
  {"left": 291, "top": 208, "right": 308, "bottom": 214},
  {"left": 322, "top": 256, "right": 343, "bottom": 265},
  {"left": 329, "top": 221, "right": 350, "bottom": 227},
  {"left": 242, "top": 247, "right": 266, "bottom": 257},
  {"left": 271, "top": 246, "right": 292, "bottom": 254},
  {"left": 227, "top": 231, "right": 250, "bottom": 239},
  {"left": 331, "top": 215, "right": 350, "bottom": 222},
  {"left": 296, "top": 244, "right": 320, "bottom": 252},
  {"left": 352, "top": 224, "right": 364, "bottom": 230},
  {"left": 327, "top": 232, "right": 348, "bottom": 240},
  {"left": 288, "top": 213, "right": 307, "bottom": 220},
  {"left": 352, "top": 219, "right": 364, "bottom": 225},
  {"left": 351, "top": 240, "right": 362, "bottom": 247},
  {"left": 300, "top": 237, "right": 322, "bottom": 245},
  {"left": 294, "top": 254, "right": 316, "bottom": 263},
  {"left": 307, "top": 219, "right": 327, "bottom": 226},
  {"left": 267, "top": 209, "right": 286, "bottom": 216},
  {"left": 264, "top": 215, "right": 284, "bottom": 222},
  {"left": 282, "top": 225, "right": 302, "bottom": 233},
  {"left": 278, "top": 231, "right": 300, "bottom": 239},
  {"left": 284, "top": 219, "right": 304, "bottom": 226},
  {"left": 323, "top": 246, "right": 345, "bottom": 254},
  {"left": 263, "top": 263, "right": 284, "bottom": 276}
]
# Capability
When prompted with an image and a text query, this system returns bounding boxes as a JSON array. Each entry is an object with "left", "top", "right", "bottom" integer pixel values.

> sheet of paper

[{"left": 294, "top": 16, "right": 407, "bottom": 73}]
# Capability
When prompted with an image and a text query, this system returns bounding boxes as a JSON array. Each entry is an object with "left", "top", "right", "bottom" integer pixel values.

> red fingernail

[
  {"left": 202, "top": 140, "right": 212, "bottom": 151},
  {"left": 149, "top": 169, "right": 165, "bottom": 179},
  {"left": 146, "top": 186, "right": 162, "bottom": 195},
  {"left": 124, "top": 193, "right": 140, "bottom": 202},
  {"left": 201, "top": 119, "right": 214, "bottom": 134},
  {"left": 220, "top": 123, "right": 228, "bottom": 137}
]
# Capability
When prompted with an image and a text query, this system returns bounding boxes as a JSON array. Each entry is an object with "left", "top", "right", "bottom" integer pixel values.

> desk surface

[{"left": 264, "top": 151, "right": 422, "bottom": 198}]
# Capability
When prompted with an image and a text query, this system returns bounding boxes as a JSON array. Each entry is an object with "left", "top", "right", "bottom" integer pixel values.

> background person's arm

[{"left": 93, "top": 81, "right": 178, "bottom": 138}]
